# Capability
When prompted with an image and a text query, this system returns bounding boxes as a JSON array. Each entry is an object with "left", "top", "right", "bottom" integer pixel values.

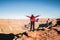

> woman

[{"left": 26, "top": 14, "right": 40, "bottom": 31}]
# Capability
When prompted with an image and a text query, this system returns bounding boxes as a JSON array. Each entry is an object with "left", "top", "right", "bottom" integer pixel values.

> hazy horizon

[{"left": 0, "top": 0, "right": 60, "bottom": 19}]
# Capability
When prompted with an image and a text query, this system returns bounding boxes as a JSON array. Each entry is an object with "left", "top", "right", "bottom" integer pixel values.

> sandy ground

[{"left": 0, "top": 18, "right": 60, "bottom": 40}]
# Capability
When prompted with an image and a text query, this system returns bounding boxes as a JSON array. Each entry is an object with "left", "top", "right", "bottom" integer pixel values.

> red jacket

[{"left": 26, "top": 15, "right": 40, "bottom": 22}]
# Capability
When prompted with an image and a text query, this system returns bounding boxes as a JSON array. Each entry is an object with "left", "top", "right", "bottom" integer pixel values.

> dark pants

[{"left": 30, "top": 22, "right": 35, "bottom": 31}]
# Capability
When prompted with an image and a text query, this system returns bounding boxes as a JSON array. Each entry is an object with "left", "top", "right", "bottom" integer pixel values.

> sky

[{"left": 0, "top": 0, "right": 60, "bottom": 19}]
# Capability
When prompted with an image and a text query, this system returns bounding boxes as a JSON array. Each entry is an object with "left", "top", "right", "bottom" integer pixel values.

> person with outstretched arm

[{"left": 26, "top": 14, "right": 40, "bottom": 32}]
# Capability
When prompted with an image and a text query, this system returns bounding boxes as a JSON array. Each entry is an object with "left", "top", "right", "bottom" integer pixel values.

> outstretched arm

[
  {"left": 35, "top": 15, "right": 41, "bottom": 18},
  {"left": 26, "top": 15, "right": 30, "bottom": 18}
]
